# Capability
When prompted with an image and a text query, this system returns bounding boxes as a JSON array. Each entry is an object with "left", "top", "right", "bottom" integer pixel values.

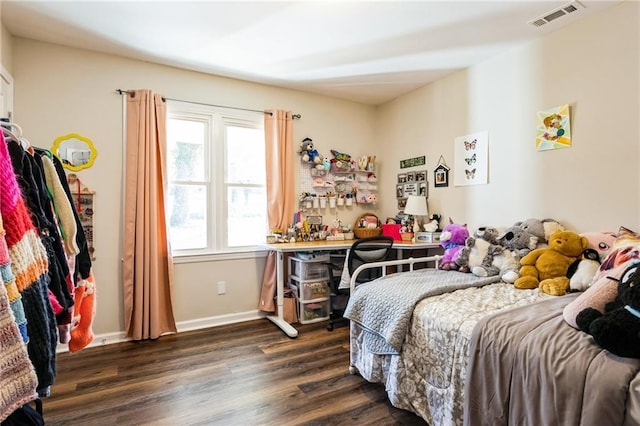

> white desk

[{"left": 261, "top": 239, "right": 442, "bottom": 337}]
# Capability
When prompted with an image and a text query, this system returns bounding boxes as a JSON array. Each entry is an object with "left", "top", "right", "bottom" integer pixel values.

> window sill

[{"left": 172, "top": 248, "right": 269, "bottom": 264}]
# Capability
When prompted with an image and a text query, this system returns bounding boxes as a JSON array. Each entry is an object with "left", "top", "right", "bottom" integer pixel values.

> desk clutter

[{"left": 267, "top": 211, "right": 387, "bottom": 243}]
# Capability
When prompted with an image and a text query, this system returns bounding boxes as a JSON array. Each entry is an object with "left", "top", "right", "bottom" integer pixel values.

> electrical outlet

[{"left": 217, "top": 281, "right": 226, "bottom": 295}]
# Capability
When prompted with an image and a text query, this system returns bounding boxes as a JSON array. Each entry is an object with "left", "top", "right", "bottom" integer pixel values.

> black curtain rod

[{"left": 115, "top": 89, "right": 301, "bottom": 119}]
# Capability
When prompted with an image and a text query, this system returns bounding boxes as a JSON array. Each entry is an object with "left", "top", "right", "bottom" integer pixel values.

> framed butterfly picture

[{"left": 454, "top": 130, "right": 488, "bottom": 186}]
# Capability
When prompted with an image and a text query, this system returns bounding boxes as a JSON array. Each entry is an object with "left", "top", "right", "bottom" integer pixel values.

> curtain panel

[
  {"left": 258, "top": 110, "right": 295, "bottom": 312},
  {"left": 123, "top": 89, "right": 177, "bottom": 340}
]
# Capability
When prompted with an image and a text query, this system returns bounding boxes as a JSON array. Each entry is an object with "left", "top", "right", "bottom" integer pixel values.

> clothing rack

[
  {"left": 0, "top": 122, "right": 96, "bottom": 406},
  {"left": 115, "top": 89, "right": 301, "bottom": 119}
]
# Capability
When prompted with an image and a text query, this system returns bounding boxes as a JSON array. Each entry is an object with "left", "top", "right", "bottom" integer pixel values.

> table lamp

[{"left": 404, "top": 195, "right": 429, "bottom": 233}]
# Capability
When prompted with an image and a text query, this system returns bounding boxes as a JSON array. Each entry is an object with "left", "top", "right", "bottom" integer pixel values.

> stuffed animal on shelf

[
  {"left": 567, "top": 231, "right": 618, "bottom": 292},
  {"left": 576, "top": 262, "right": 640, "bottom": 358},
  {"left": 298, "top": 137, "right": 323, "bottom": 169},
  {"left": 439, "top": 220, "right": 469, "bottom": 271},
  {"left": 515, "top": 218, "right": 565, "bottom": 248},
  {"left": 514, "top": 230, "right": 588, "bottom": 295},
  {"left": 456, "top": 227, "right": 500, "bottom": 274}
]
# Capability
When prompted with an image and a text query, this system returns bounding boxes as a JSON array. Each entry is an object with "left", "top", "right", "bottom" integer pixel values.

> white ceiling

[{"left": 1, "top": 1, "right": 621, "bottom": 105}]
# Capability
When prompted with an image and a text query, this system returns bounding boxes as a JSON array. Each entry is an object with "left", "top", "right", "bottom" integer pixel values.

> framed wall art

[
  {"left": 454, "top": 131, "right": 488, "bottom": 186},
  {"left": 403, "top": 182, "right": 418, "bottom": 197},
  {"left": 434, "top": 155, "right": 450, "bottom": 188},
  {"left": 419, "top": 181, "right": 428, "bottom": 197}
]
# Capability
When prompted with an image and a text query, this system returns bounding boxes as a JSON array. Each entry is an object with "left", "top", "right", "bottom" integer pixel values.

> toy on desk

[{"left": 424, "top": 214, "right": 442, "bottom": 232}]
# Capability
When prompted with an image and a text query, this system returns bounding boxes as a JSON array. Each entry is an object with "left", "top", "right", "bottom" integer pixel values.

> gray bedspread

[
  {"left": 344, "top": 269, "right": 500, "bottom": 354},
  {"left": 464, "top": 294, "right": 640, "bottom": 426}
]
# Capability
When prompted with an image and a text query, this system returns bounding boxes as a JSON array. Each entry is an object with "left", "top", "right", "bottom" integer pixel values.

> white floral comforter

[{"left": 350, "top": 282, "right": 552, "bottom": 426}]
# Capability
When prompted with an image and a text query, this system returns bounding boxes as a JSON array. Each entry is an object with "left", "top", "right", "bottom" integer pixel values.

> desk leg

[
  {"left": 266, "top": 250, "right": 298, "bottom": 338},
  {"left": 397, "top": 248, "right": 405, "bottom": 272}
]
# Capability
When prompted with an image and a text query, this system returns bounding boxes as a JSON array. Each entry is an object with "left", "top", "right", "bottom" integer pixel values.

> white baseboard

[{"left": 56, "top": 310, "right": 266, "bottom": 353}]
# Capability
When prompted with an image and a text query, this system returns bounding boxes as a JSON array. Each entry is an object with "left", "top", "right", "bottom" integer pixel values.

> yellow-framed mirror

[{"left": 52, "top": 133, "right": 97, "bottom": 172}]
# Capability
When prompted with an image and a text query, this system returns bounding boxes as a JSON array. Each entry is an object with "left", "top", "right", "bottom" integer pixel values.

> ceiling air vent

[{"left": 527, "top": 1, "right": 584, "bottom": 27}]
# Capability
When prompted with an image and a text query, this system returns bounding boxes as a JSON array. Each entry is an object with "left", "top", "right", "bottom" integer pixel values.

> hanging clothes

[
  {"left": 0, "top": 121, "right": 96, "bottom": 402},
  {"left": 1, "top": 132, "right": 57, "bottom": 397},
  {"left": 0, "top": 211, "right": 38, "bottom": 422},
  {"left": 7, "top": 142, "right": 75, "bottom": 341},
  {"left": 50, "top": 154, "right": 92, "bottom": 281},
  {"left": 42, "top": 150, "right": 96, "bottom": 351}
]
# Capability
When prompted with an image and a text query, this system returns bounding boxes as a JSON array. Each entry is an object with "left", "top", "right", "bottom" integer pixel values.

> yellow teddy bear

[{"left": 514, "top": 230, "right": 589, "bottom": 296}]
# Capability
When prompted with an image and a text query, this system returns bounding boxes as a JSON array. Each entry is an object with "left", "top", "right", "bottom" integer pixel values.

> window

[{"left": 165, "top": 101, "right": 267, "bottom": 255}]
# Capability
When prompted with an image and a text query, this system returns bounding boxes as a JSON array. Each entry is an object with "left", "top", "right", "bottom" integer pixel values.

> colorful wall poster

[{"left": 536, "top": 104, "right": 571, "bottom": 151}]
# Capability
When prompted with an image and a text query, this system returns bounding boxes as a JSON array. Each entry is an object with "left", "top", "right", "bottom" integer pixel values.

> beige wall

[
  {"left": 0, "top": 9, "right": 12, "bottom": 73},
  {"left": 376, "top": 1, "right": 640, "bottom": 234},
  {"left": 5, "top": 1, "right": 640, "bottom": 343},
  {"left": 10, "top": 39, "right": 377, "bottom": 341}
]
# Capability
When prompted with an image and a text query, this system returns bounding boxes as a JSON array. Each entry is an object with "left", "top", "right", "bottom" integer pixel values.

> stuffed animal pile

[
  {"left": 575, "top": 262, "right": 640, "bottom": 358},
  {"left": 435, "top": 218, "right": 620, "bottom": 296},
  {"left": 439, "top": 221, "right": 469, "bottom": 271}
]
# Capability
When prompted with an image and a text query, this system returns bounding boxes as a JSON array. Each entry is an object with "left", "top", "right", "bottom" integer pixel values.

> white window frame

[{"left": 166, "top": 100, "right": 267, "bottom": 261}]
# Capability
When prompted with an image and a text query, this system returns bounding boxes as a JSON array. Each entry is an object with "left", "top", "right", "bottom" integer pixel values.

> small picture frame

[
  {"left": 397, "top": 173, "right": 407, "bottom": 183},
  {"left": 307, "top": 215, "right": 323, "bottom": 225},
  {"left": 405, "top": 172, "right": 416, "bottom": 182},
  {"left": 396, "top": 184, "right": 404, "bottom": 199},
  {"left": 434, "top": 163, "right": 450, "bottom": 188},
  {"left": 419, "top": 182, "right": 428, "bottom": 197},
  {"left": 415, "top": 170, "right": 427, "bottom": 182},
  {"left": 398, "top": 198, "right": 407, "bottom": 209},
  {"left": 403, "top": 182, "right": 418, "bottom": 196}
]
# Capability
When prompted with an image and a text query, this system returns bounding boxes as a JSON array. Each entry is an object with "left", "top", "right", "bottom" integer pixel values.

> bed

[{"left": 344, "top": 256, "right": 640, "bottom": 426}]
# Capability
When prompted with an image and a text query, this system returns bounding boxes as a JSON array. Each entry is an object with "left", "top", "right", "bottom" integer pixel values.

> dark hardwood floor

[{"left": 44, "top": 319, "right": 427, "bottom": 425}]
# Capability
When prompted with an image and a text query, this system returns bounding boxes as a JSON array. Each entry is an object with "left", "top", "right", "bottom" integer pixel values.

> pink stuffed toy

[
  {"left": 563, "top": 226, "right": 640, "bottom": 329},
  {"left": 439, "top": 221, "right": 469, "bottom": 271}
]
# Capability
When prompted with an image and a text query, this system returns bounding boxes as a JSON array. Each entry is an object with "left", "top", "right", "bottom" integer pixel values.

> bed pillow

[{"left": 563, "top": 226, "right": 640, "bottom": 329}]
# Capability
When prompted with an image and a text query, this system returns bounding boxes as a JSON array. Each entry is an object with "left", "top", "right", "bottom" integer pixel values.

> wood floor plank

[{"left": 42, "top": 319, "right": 427, "bottom": 425}]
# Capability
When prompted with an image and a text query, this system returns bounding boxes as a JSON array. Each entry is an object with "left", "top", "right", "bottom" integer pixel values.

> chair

[{"left": 326, "top": 236, "right": 395, "bottom": 331}]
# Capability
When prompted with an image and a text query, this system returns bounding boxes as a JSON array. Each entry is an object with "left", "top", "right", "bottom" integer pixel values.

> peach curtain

[
  {"left": 258, "top": 110, "right": 295, "bottom": 312},
  {"left": 123, "top": 89, "right": 177, "bottom": 340}
]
